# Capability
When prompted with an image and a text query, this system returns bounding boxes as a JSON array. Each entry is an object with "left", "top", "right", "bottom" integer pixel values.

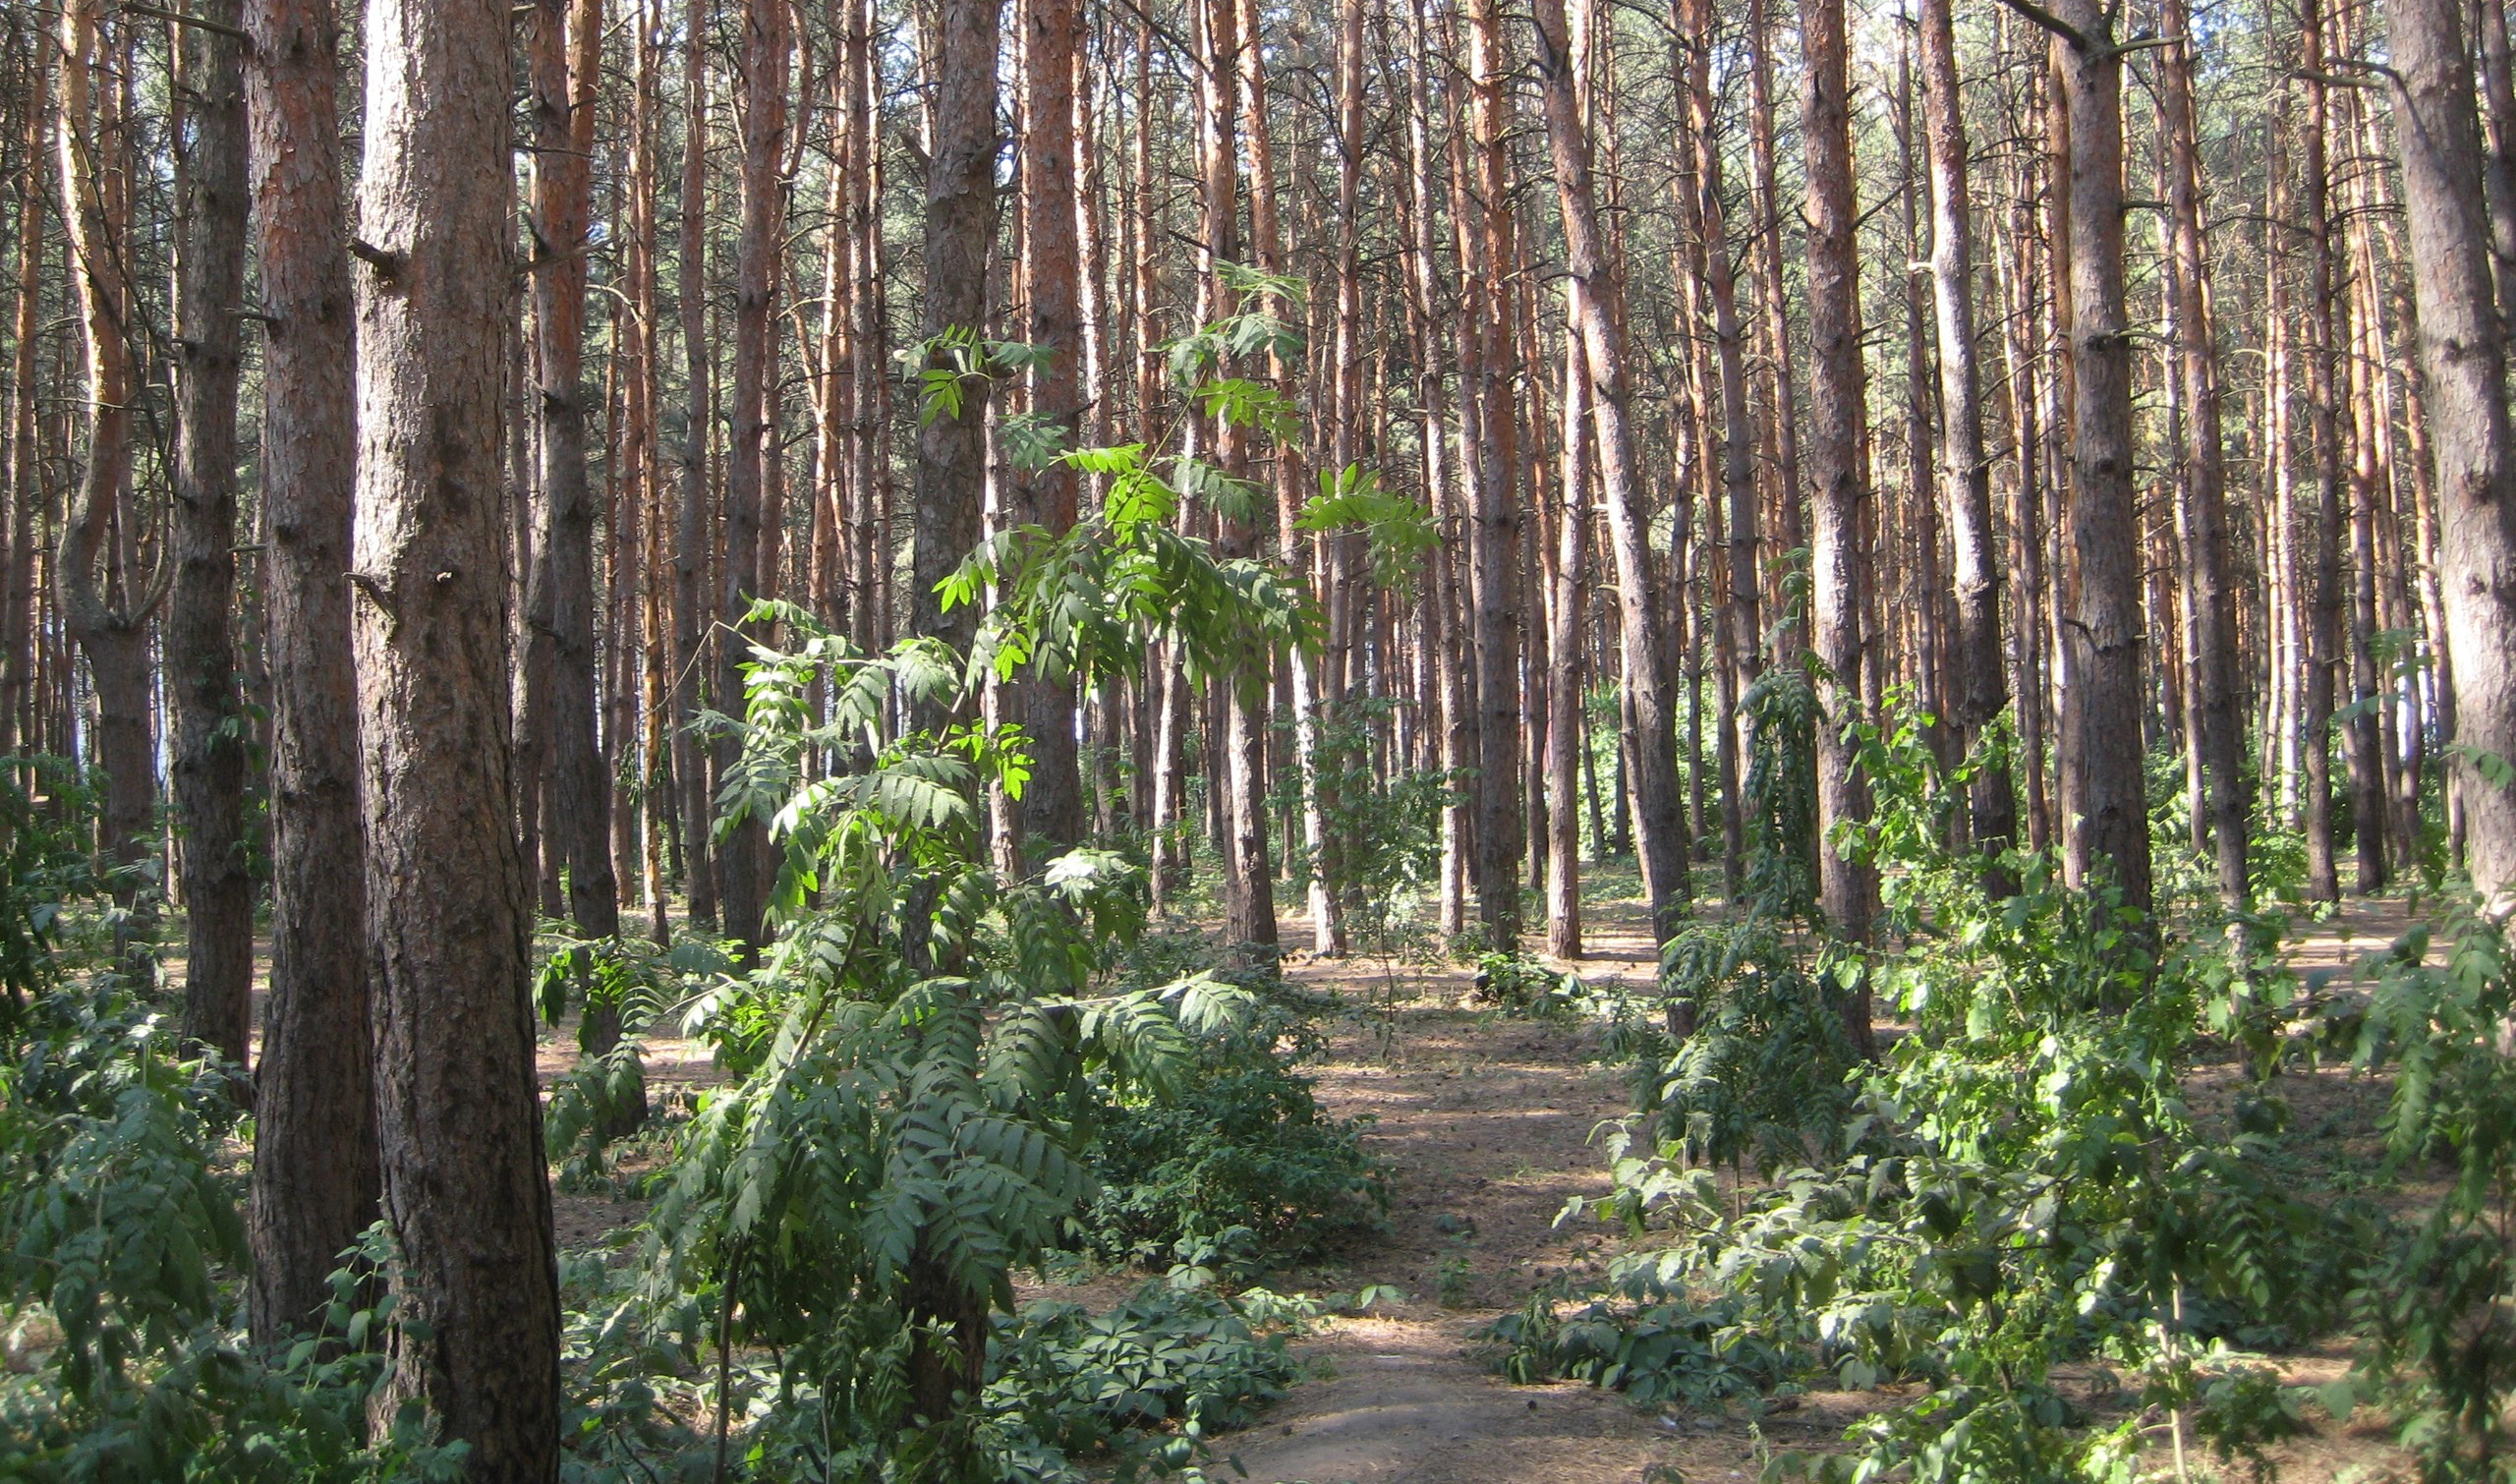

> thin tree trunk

[
  {"left": 1918, "top": 0, "right": 2018, "bottom": 878},
  {"left": 674, "top": 0, "right": 717, "bottom": 929},
  {"left": 169, "top": 0, "right": 253, "bottom": 1064},
  {"left": 2300, "top": 0, "right": 2345, "bottom": 903},
  {"left": 2022, "top": 0, "right": 2152, "bottom": 919},
  {"left": 2159, "top": 0, "right": 2249, "bottom": 902},
  {"left": 713, "top": 0, "right": 790, "bottom": 950},
  {"left": 1533, "top": 0, "right": 1687, "bottom": 943},
  {"left": 0, "top": 18, "right": 46, "bottom": 760},
  {"left": 1011, "top": 0, "right": 1083, "bottom": 856}
]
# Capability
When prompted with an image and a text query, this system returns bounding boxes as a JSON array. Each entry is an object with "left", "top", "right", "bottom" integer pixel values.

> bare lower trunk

[
  {"left": 2388, "top": 0, "right": 2516, "bottom": 909},
  {"left": 350, "top": 0, "right": 560, "bottom": 1472},
  {"left": 245, "top": 0, "right": 380, "bottom": 1344},
  {"left": 169, "top": 1, "right": 254, "bottom": 1064},
  {"left": 1801, "top": 0, "right": 1877, "bottom": 999}
]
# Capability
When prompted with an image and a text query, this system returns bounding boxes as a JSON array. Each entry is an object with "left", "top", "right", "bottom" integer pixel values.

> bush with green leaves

[
  {"left": 986, "top": 1273, "right": 1302, "bottom": 1481},
  {"left": 2347, "top": 897, "right": 2516, "bottom": 1482},
  {"left": 0, "top": 763, "right": 464, "bottom": 1480},
  {"left": 1072, "top": 1015, "right": 1386, "bottom": 1267},
  {"left": 1492, "top": 702, "right": 2363, "bottom": 1483}
]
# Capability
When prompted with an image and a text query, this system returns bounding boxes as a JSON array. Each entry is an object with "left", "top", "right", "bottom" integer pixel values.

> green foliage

[
  {"left": 589, "top": 609, "right": 1297, "bottom": 1480},
  {"left": 1737, "top": 662, "right": 1820, "bottom": 922},
  {"left": 2349, "top": 899, "right": 2516, "bottom": 1481},
  {"left": 1272, "top": 697, "right": 1458, "bottom": 982},
  {"left": 1495, "top": 700, "right": 2361, "bottom": 1482},
  {"left": 1295, "top": 466, "right": 1437, "bottom": 592},
  {"left": 1466, "top": 952, "right": 1572, "bottom": 1012},
  {"left": 1613, "top": 919, "right": 1862, "bottom": 1177},
  {"left": 1073, "top": 1016, "right": 1386, "bottom": 1267},
  {"left": 988, "top": 1274, "right": 1302, "bottom": 1481}
]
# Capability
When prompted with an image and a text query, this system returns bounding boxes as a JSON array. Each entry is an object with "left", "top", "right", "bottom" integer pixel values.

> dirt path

[{"left": 1198, "top": 899, "right": 1791, "bottom": 1484}]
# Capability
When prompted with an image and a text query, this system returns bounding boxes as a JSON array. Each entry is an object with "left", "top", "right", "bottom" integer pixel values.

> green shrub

[{"left": 1075, "top": 1026, "right": 1385, "bottom": 1268}]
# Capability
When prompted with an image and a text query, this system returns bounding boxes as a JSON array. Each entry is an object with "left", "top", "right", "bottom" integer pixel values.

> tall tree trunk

[
  {"left": 54, "top": 0, "right": 159, "bottom": 925},
  {"left": 2300, "top": 0, "right": 2345, "bottom": 902},
  {"left": 1013, "top": 0, "right": 1084, "bottom": 856},
  {"left": 1745, "top": 0, "right": 1804, "bottom": 645},
  {"left": 674, "top": 0, "right": 718, "bottom": 929},
  {"left": 244, "top": 0, "right": 380, "bottom": 1345},
  {"left": 1546, "top": 326, "right": 1588, "bottom": 955},
  {"left": 2020, "top": 0, "right": 2152, "bottom": 919},
  {"left": 2388, "top": 0, "right": 2516, "bottom": 909},
  {"left": 349, "top": 0, "right": 560, "bottom": 1471},
  {"left": 1677, "top": 0, "right": 1759, "bottom": 873},
  {"left": 170, "top": 0, "right": 253, "bottom": 1064},
  {"left": 911, "top": 0, "right": 1000, "bottom": 675},
  {"left": 1918, "top": 0, "right": 2018, "bottom": 878},
  {"left": 713, "top": 0, "right": 790, "bottom": 950},
  {"left": 1463, "top": 0, "right": 1523, "bottom": 948},
  {"left": 2158, "top": 0, "right": 2248, "bottom": 902},
  {"left": 1533, "top": 0, "right": 1687, "bottom": 943},
  {"left": 0, "top": 18, "right": 45, "bottom": 760},
  {"left": 531, "top": 0, "right": 629, "bottom": 963},
  {"left": 1802, "top": 0, "right": 1876, "bottom": 998}
]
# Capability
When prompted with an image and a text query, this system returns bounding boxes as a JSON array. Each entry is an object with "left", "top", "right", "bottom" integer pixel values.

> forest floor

[
  {"left": 1056, "top": 882, "right": 2426, "bottom": 1484},
  {"left": 215, "top": 868, "right": 2429, "bottom": 1482}
]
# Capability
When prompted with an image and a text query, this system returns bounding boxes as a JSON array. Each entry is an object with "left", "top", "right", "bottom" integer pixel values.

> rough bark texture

[
  {"left": 1533, "top": 0, "right": 1687, "bottom": 943},
  {"left": 531, "top": 0, "right": 626, "bottom": 954},
  {"left": 1015, "top": 0, "right": 1084, "bottom": 856},
  {"left": 2159, "top": 0, "right": 2249, "bottom": 903},
  {"left": 170, "top": 0, "right": 254, "bottom": 1065},
  {"left": 349, "top": 0, "right": 561, "bottom": 1472},
  {"left": 245, "top": 0, "right": 380, "bottom": 1345},
  {"left": 55, "top": 0, "right": 161, "bottom": 920},
  {"left": 2389, "top": 0, "right": 2516, "bottom": 909},
  {"left": 2300, "top": 0, "right": 2345, "bottom": 903},
  {"left": 1801, "top": 0, "right": 1877, "bottom": 988},
  {"left": 1918, "top": 0, "right": 2018, "bottom": 876},
  {"left": 0, "top": 18, "right": 45, "bottom": 758},
  {"left": 713, "top": 0, "right": 789, "bottom": 951},
  {"left": 673, "top": 0, "right": 717, "bottom": 930},
  {"left": 2047, "top": 0, "right": 2153, "bottom": 918},
  {"left": 1463, "top": 0, "right": 1524, "bottom": 948},
  {"left": 910, "top": 0, "right": 1000, "bottom": 676}
]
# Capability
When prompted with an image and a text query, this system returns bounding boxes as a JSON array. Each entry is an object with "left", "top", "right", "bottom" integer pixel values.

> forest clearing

[{"left": 9, "top": 0, "right": 2516, "bottom": 1476}]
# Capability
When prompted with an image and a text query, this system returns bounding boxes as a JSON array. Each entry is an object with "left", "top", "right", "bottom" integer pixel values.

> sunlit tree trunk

[
  {"left": 2388, "top": 0, "right": 2516, "bottom": 909},
  {"left": 349, "top": 0, "right": 560, "bottom": 1468},
  {"left": 244, "top": 0, "right": 379, "bottom": 1344},
  {"left": 1802, "top": 0, "right": 1876, "bottom": 1005},
  {"left": 1918, "top": 0, "right": 2018, "bottom": 880},
  {"left": 1533, "top": 0, "right": 1686, "bottom": 943},
  {"left": 2159, "top": 0, "right": 2248, "bottom": 902}
]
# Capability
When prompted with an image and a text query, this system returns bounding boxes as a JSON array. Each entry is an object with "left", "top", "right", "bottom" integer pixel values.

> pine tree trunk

[
  {"left": 349, "top": 0, "right": 560, "bottom": 1470},
  {"left": 2159, "top": 0, "right": 2249, "bottom": 903},
  {"left": 0, "top": 18, "right": 45, "bottom": 759},
  {"left": 674, "top": 0, "right": 718, "bottom": 929},
  {"left": 2387, "top": 0, "right": 2516, "bottom": 909},
  {"left": 1533, "top": 0, "right": 1687, "bottom": 943},
  {"left": 169, "top": 0, "right": 253, "bottom": 1065},
  {"left": 244, "top": 0, "right": 380, "bottom": 1345},
  {"left": 1801, "top": 0, "right": 1877, "bottom": 993},
  {"left": 2043, "top": 0, "right": 2152, "bottom": 919},
  {"left": 1918, "top": 0, "right": 2018, "bottom": 878},
  {"left": 1013, "top": 0, "right": 1084, "bottom": 855}
]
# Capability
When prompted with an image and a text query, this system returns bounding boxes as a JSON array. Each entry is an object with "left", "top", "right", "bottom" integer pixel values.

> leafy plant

[{"left": 2349, "top": 898, "right": 2516, "bottom": 1482}]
